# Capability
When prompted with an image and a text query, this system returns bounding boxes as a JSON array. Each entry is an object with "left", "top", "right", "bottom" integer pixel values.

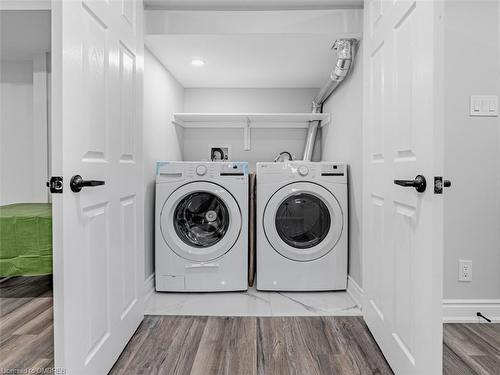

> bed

[{"left": 0, "top": 203, "right": 52, "bottom": 276}]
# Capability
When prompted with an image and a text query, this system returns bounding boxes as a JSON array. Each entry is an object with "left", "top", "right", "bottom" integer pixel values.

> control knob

[
  {"left": 298, "top": 166, "right": 309, "bottom": 176},
  {"left": 196, "top": 165, "right": 207, "bottom": 176}
]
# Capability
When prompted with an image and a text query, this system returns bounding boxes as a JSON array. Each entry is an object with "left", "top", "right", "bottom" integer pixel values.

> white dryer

[
  {"left": 155, "top": 161, "right": 248, "bottom": 292},
  {"left": 256, "top": 161, "right": 347, "bottom": 291}
]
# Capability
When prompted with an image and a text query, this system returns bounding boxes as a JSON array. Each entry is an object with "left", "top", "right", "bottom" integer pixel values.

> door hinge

[
  {"left": 434, "top": 176, "right": 451, "bottom": 194},
  {"left": 46, "top": 176, "right": 63, "bottom": 193}
]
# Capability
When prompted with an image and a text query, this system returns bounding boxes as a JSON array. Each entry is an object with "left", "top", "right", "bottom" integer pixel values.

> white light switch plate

[{"left": 470, "top": 95, "right": 498, "bottom": 117}]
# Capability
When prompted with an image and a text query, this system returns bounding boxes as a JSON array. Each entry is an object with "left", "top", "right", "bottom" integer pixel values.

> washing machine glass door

[
  {"left": 160, "top": 181, "right": 242, "bottom": 262},
  {"left": 263, "top": 182, "right": 343, "bottom": 261}
]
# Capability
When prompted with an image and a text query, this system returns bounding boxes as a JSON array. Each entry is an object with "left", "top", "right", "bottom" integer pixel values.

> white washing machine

[
  {"left": 256, "top": 161, "right": 348, "bottom": 291},
  {"left": 155, "top": 161, "right": 248, "bottom": 292}
]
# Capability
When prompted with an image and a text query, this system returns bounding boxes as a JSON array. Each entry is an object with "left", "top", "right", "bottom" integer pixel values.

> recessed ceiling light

[{"left": 191, "top": 59, "right": 205, "bottom": 67}]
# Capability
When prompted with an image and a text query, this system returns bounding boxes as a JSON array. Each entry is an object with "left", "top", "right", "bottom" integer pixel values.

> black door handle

[
  {"left": 70, "top": 175, "right": 105, "bottom": 192},
  {"left": 394, "top": 175, "right": 426, "bottom": 193}
]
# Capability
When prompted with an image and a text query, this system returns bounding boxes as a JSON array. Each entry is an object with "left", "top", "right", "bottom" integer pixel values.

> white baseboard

[
  {"left": 144, "top": 273, "right": 155, "bottom": 300},
  {"left": 347, "top": 275, "right": 364, "bottom": 310},
  {"left": 443, "top": 299, "right": 500, "bottom": 323},
  {"left": 323, "top": 277, "right": 500, "bottom": 323}
]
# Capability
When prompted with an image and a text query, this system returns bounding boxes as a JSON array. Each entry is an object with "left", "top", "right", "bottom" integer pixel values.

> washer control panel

[
  {"left": 156, "top": 161, "right": 249, "bottom": 183},
  {"left": 320, "top": 163, "right": 345, "bottom": 176},
  {"left": 219, "top": 163, "right": 247, "bottom": 176},
  {"left": 298, "top": 165, "right": 309, "bottom": 176}
]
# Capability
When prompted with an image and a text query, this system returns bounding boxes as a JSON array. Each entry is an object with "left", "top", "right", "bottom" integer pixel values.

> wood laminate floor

[
  {"left": 444, "top": 323, "right": 500, "bottom": 375},
  {"left": 0, "top": 275, "right": 54, "bottom": 371},
  {"left": 2, "top": 277, "right": 500, "bottom": 375},
  {"left": 110, "top": 315, "right": 393, "bottom": 375}
]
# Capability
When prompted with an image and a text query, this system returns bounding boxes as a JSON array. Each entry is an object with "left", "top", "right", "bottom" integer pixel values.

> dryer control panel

[{"left": 256, "top": 162, "right": 347, "bottom": 184}]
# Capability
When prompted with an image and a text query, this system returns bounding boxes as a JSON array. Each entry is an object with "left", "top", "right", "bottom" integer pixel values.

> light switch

[{"left": 470, "top": 95, "right": 498, "bottom": 117}]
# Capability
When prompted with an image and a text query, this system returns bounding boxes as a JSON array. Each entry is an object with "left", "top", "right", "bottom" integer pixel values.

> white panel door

[
  {"left": 51, "top": 0, "right": 144, "bottom": 373},
  {"left": 362, "top": 0, "right": 443, "bottom": 374}
]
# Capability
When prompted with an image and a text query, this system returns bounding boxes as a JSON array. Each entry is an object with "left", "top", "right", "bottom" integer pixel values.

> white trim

[
  {"left": 173, "top": 113, "right": 330, "bottom": 152},
  {"left": 33, "top": 53, "right": 50, "bottom": 203},
  {"left": 144, "top": 273, "right": 155, "bottom": 300},
  {"left": 173, "top": 113, "right": 331, "bottom": 128},
  {"left": 347, "top": 275, "right": 364, "bottom": 310},
  {"left": 443, "top": 299, "right": 500, "bottom": 323},
  {"left": 144, "top": 1, "right": 364, "bottom": 11},
  {"left": 0, "top": 0, "right": 50, "bottom": 10}
]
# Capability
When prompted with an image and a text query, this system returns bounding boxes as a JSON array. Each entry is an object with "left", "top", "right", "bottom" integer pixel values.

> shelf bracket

[{"left": 244, "top": 117, "right": 251, "bottom": 151}]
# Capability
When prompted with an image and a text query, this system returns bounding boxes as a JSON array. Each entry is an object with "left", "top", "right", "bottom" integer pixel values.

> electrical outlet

[{"left": 458, "top": 260, "right": 472, "bottom": 282}]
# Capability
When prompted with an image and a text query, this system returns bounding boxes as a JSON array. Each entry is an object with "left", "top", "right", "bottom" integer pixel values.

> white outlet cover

[{"left": 458, "top": 259, "right": 472, "bottom": 282}]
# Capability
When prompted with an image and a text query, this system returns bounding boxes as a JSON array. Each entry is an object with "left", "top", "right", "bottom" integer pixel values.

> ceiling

[
  {"left": 145, "top": 9, "right": 362, "bottom": 88},
  {"left": 147, "top": 34, "right": 351, "bottom": 88},
  {"left": 0, "top": 10, "right": 51, "bottom": 61},
  {"left": 144, "top": 0, "right": 364, "bottom": 10}
]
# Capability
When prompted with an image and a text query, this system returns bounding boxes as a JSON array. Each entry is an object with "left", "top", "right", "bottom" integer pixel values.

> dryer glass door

[
  {"left": 264, "top": 182, "right": 343, "bottom": 261},
  {"left": 275, "top": 193, "right": 331, "bottom": 249},
  {"left": 161, "top": 181, "right": 242, "bottom": 262}
]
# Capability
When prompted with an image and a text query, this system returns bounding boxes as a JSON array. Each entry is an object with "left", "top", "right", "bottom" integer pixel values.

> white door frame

[{"left": 1, "top": 0, "right": 59, "bottom": 360}]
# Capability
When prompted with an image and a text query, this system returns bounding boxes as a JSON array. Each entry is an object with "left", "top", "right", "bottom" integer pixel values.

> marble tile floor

[{"left": 145, "top": 286, "right": 361, "bottom": 317}]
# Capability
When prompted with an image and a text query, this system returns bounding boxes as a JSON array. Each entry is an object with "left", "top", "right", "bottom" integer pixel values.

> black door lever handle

[
  {"left": 70, "top": 175, "right": 105, "bottom": 192},
  {"left": 394, "top": 175, "right": 426, "bottom": 193}
]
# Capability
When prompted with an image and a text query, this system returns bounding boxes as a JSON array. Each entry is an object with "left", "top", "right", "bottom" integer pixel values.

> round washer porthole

[
  {"left": 173, "top": 191, "right": 230, "bottom": 248},
  {"left": 160, "top": 181, "right": 242, "bottom": 262}
]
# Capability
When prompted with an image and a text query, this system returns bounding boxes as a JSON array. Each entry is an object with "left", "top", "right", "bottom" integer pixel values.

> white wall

[
  {"left": 0, "top": 10, "right": 50, "bottom": 205},
  {"left": 182, "top": 88, "right": 321, "bottom": 168},
  {"left": 443, "top": 1, "right": 500, "bottom": 299},
  {"left": 0, "top": 60, "right": 42, "bottom": 205},
  {"left": 321, "top": 47, "right": 363, "bottom": 287},
  {"left": 143, "top": 48, "right": 185, "bottom": 280},
  {"left": 184, "top": 88, "right": 317, "bottom": 113}
]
